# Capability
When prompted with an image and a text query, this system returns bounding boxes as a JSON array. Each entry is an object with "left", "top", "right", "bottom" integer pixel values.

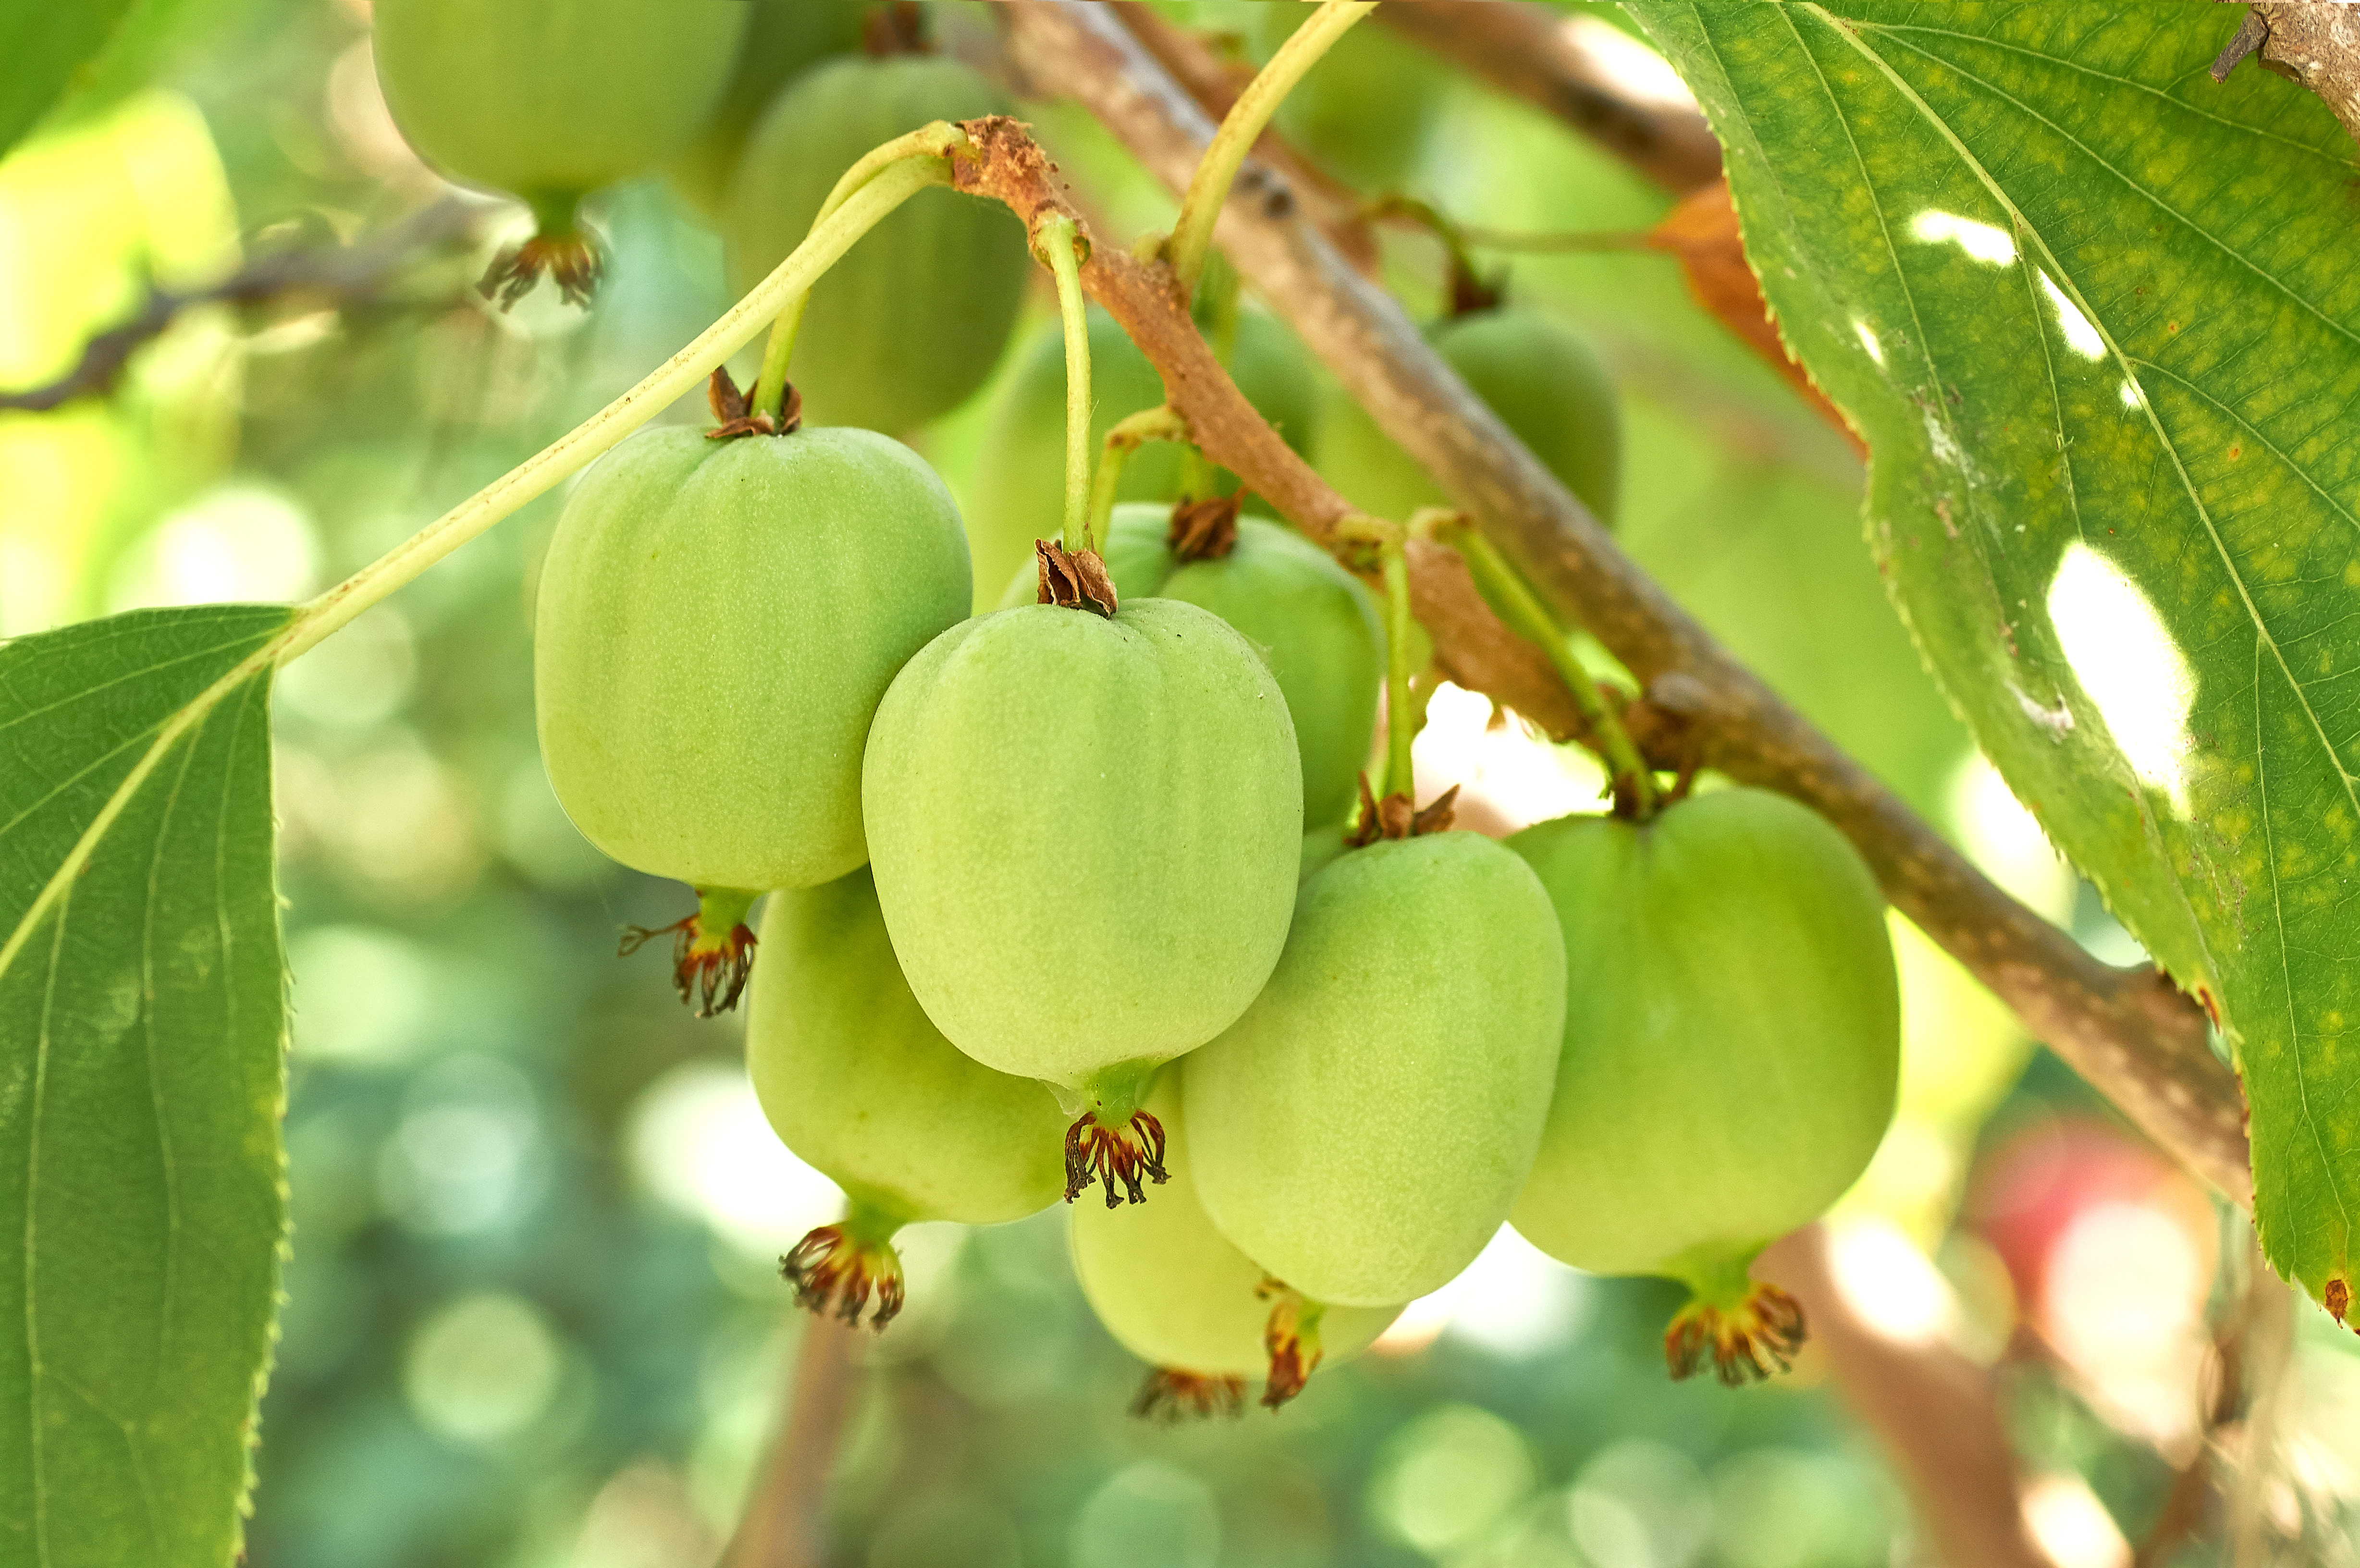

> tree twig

[
  {"left": 980, "top": 1, "right": 2253, "bottom": 1208},
  {"left": 0, "top": 195, "right": 486, "bottom": 415},
  {"left": 2211, "top": 3, "right": 2360, "bottom": 154},
  {"left": 1372, "top": 0, "right": 1725, "bottom": 195},
  {"left": 723, "top": 1316, "right": 863, "bottom": 1568},
  {"left": 1757, "top": 1227, "right": 2051, "bottom": 1568}
]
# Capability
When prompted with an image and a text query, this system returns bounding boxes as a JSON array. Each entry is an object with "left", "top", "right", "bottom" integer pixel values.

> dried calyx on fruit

[
  {"left": 1507, "top": 787, "right": 1901, "bottom": 1384},
  {"left": 862, "top": 576, "right": 1303, "bottom": 1207},
  {"left": 533, "top": 370, "right": 970, "bottom": 1011},
  {"left": 1001, "top": 502, "right": 1385, "bottom": 830},
  {"left": 1070, "top": 1087, "right": 1400, "bottom": 1413},
  {"left": 750, "top": 868, "right": 1067, "bottom": 1331},
  {"left": 372, "top": 0, "right": 743, "bottom": 307}
]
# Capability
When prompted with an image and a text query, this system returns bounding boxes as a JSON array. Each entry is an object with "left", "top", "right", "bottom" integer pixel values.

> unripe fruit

[
  {"left": 666, "top": 3, "right": 868, "bottom": 220},
  {"left": 534, "top": 423, "right": 969, "bottom": 1004},
  {"left": 1000, "top": 503, "right": 1382, "bottom": 829},
  {"left": 1184, "top": 832, "right": 1566, "bottom": 1306},
  {"left": 750, "top": 866, "right": 1068, "bottom": 1329},
  {"left": 1254, "top": 7, "right": 1444, "bottom": 191},
  {"left": 1318, "top": 309, "right": 1622, "bottom": 528},
  {"left": 373, "top": 0, "right": 743, "bottom": 304},
  {"left": 1507, "top": 788, "right": 1900, "bottom": 1383},
  {"left": 1071, "top": 1086, "right": 1400, "bottom": 1414},
  {"left": 726, "top": 55, "right": 1027, "bottom": 432},
  {"left": 966, "top": 309, "right": 1319, "bottom": 609},
  {"left": 862, "top": 597, "right": 1302, "bottom": 1200}
]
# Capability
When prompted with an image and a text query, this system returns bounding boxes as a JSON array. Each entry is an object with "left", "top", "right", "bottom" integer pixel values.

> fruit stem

[
  {"left": 749, "top": 122, "right": 973, "bottom": 422},
  {"left": 1362, "top": 195, "right": 1500, "bottom": 318},
  {"left": 1428, "top": 514, "right": 1657, "bottom": 816},
  {"left": 1165, "top": 0, "right": 1377, "bottom": 293},
  {"left": 1180, "top": 258, "right": 1242, "bottom": 500},
  {"left": 1087, "top": 404, "right": 1191, "bottom": 547},
  {"left": 275, "top": 134, "right": 959, "bottom": 668},
  {"left": 1381, "top": 540, "right": 1418, "bottom": 802},
  {"left": 1036, "top": 213, "right": 1097, "bottom": 556}
]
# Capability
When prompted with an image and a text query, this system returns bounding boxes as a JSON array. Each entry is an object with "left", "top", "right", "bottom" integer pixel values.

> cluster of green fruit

[{"left": 381, "top": 0, "right": 1902, "bottom": 1409}]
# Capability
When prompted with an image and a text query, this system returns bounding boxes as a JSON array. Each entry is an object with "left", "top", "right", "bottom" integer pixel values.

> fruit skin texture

[
  {"left": 374, "top": 0, "right": 743, "bottom": 203},
  {"left": 667, "top": 2, "right": 867, "bottom": 219},
  {"left": 748, "top": 867, "right": 1067, "bottom": 1226},
  {"left": 1071, "top": 1087, "right": 1398, "bottom": 1380},
  {"left": 966, "top": 309, "right": 1319, "bottom": 610},
  {"left": 1184, "top": 833, "right": 1567, "bottom": 1307},
  {"left": 1000, "top": 504, "right": 1382, "bottom": 829},
  {"left": 726, "top": 55, "right": 1027, "bottom": 433},
  {"left": 862, "top": 598, "right": 1302, "bottom": 1090},
  {"left": 534, "top": 425, "right": 969, "bottom": 892},
  {"left": 1318, "top": 309, "right": 1622, "bottom": 529},
  {"left": 1506, "top": 788, "right": 1900, "bottom": 1282}
]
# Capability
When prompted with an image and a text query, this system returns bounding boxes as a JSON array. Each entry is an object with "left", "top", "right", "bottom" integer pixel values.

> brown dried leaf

[{"left": 1649, "top": 180, "right": 1864, "bottom": 458}]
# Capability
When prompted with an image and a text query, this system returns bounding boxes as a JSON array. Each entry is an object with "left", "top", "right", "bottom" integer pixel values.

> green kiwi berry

[
  {"left": 862, "top": 597, "right": 1302, "bottom": 1203},
  {"left": 1507, "top": 787, "right": 1900, "bottom": 1384},
  {"left": 1318, "top": 308, "right": 1622, "bottom": 528},
  {"left": 1184, "top": 831, "right": 1566, "bottom": 1306},
  {"left": 1000, "top": 503, "right": 1381, "bottom": 829},
  {"left": 373, "top": 0, "right": 744, "bottom": 304},
  {"left": 1071, "top": 1085, "right": 1399, "bottom": 1414},
  {"left": 534, "top": 422, "right": 968, "bottom": 1008},
  {"left": 725, "top": 54, "right": 1027, "bottom": 432},
  {"left": 749, "top": 866, "right": 1067, "bottom": 1329},
  {"left": 965, "top": 308, "right": 1318, "bottom": 610},
  {"left": 666, "top": 2, "right": 868, "bottom": 219}
]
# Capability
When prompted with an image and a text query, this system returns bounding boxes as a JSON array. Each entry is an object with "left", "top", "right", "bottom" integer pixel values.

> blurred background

[{"left": 3, "top": 1, "right": 2355, "bottom": 1565}]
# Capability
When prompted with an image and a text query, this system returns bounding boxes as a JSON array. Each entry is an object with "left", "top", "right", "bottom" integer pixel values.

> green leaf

[
  {"left": 0, "top": 604, "right": 294, "bottom": 1567},
  {"left": 1621, "top": 2, "right": 2360, "bottom": 1301},
  {"left": 0, "top": 2, "right": 141, "bottom": 164}
]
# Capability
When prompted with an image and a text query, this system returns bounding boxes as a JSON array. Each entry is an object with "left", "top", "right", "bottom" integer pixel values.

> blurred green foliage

[{"left": 5, "top": 2, "right": 2354, "bottom": 1565}]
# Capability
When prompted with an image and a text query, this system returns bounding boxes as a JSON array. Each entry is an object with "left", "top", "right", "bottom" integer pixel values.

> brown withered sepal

[
  {"left": 1035, "top": 538, "right": 1119, "bottom": 617},
  {"left": 781, "top": 1224, "right": 906, "bottom": 1333},
  {"left": 2329, "top": 1276, "right": 2351, "bottom": 1327},
  {"left": 618, "top": 912, "right": 756, "bottom": 1017},
  {"left": 1130, "top": 1369, "right": 1246, "bottom": 1422},
  {"left": 705, "top": 365, "right": 802, "bottom": 440},
  {"left": 479, "top": 229, "right": 604, "bottom": 311},
  {"left": 1168, "top": 492, "right": 1243, "bottom": 562},
  {"left": 1342, "top": 775, "right": 1459, "bottom": 848},
  {"left": 1064, "top": 1108, "right": 1169, "bottom": 1207},
  {"left": 1258, "top": 1279, "right": 1325, "bottom": 1410},
  {"left": 1664, "top": 1282, "right": 1808, "bottom": 1386}
]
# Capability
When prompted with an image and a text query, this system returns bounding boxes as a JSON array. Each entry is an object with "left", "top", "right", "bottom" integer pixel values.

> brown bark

[
  {"left": 980, "top": 2, "right": 2254, "bottom": 1208},
  {"left": 723, "top": 1318, "right": 862, "bottom": 1568},
  {"left": 2213, "top": 3, "right": 2360, "bottom": 153},
  {"left": 1374, "top": 0, "right": 1725, "bottom": 194}
]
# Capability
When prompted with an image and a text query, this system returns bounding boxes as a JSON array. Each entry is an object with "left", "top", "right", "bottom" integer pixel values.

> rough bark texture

[
  {"left": 983, "top": 1, "right": 2254, "bottom": 1206},
  {"left": 2215, "top": 2, "right": 2360, "bottom": 152},
  {"left": 1374, "top": 0, "right": 1726, "bottom": 194}
]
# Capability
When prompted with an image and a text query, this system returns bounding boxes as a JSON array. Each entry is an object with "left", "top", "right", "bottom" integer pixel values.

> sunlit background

[{"left": 4, "top": 1, "right": 2356, "bottom": 1565}]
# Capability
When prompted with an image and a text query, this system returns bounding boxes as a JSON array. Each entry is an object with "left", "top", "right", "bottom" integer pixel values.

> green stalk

[
  {"left": 277, "top": 150, "right": 951, "bottom": 666},
  {"left": 1438, "top": 519, "right": 1657, "bottom": 815},
  {"left": 1165, "top": 0, "right": 1377, "bottom": 293},
  {"left": 1381, "top": 543, "right": 1417, "bottom": 801},
  {"left": 1088, "top": 405, "right": 1190, "bottom": 547},
  {"left": 1038, "top": 214, "right": 1095, "bottom": 555},
  {"left": 750, "top": 122, "right": 971, "bottom": 421}
]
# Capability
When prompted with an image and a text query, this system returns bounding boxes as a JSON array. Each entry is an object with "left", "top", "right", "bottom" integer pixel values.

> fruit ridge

[
  {"left": 534, "top": 423, "right": 970, "bottom": 894},
  {"left": 1003, "top": 503, "right": 1384, "bottom": 829},
  {"left": 1184, "top": 831, "right": 1567, "bottom": 1307}
]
